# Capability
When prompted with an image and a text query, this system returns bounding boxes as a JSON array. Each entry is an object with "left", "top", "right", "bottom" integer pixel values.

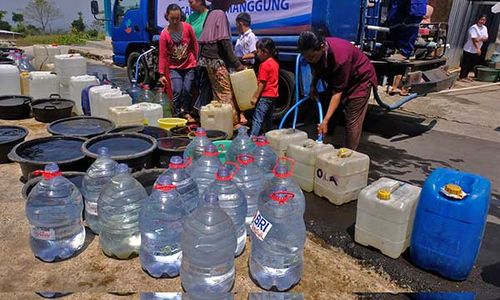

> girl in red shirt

[
  {"left": 250, "top": 38, "right": 279, "bottom": 136},
  {"left": 159, "top": 4, "right": 198, "bottom": 122}
]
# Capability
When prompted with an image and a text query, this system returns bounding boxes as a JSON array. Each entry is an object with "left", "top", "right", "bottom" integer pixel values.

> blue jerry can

[{"left": 410, "top": 168, "right": 491, "bottom": 281}]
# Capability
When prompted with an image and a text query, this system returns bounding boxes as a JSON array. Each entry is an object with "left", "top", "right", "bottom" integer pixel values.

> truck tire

[
  {"left": 273, "top": 69, "right": 295, "bottom": 121},
  {"left": 127, "top": 51, "right": 150, "bottom": 85}
]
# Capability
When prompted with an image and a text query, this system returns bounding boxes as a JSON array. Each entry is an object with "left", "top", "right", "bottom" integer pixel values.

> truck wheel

[
  {"left": 272, "top": 69, "right": 295, "bottom": 121},
  {"left": 127, "top": 51, "right": 150, "bottom": 85}
]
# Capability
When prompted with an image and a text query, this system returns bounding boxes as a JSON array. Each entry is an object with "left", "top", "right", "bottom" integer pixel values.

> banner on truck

[{"left": 156, "top": 0, "right": 314, "bottom": 34}]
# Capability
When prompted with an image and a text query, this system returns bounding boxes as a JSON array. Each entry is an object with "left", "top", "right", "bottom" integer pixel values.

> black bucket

[
  {"left": 31, "top": 94, "right": 74, "bottom": 123},
  {"left": 82, "top": 133, "right": 158, "bottom": 172},
  {"left": 132, "top": 168, "right": 166, "bottom": 195},
  {"left": 0, "top": 125, "right": 28, "bottom": 164},
  {"left": 109, "top": 125, "right": 171, "bottom": 140},
  {"left": 22, "top": 171, "right": 86, "bottom": 200},
  {"left": 8, "top": 136, "right": 88, "bottom": 182},
  {"left": 0, "top": 95, "right": 32, "bottom": 120},
  {"left": 48, "top": 116, "right": 115, "bottom": 138},
  {"left": 156, "top": 137, "right": 190, "bottom": 168}
]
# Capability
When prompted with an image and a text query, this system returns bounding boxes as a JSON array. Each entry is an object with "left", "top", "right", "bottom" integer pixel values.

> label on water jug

[
  {"left": 316, "top": 168, "right": 338, "bottom": 186},
  {"left": 85, "top": 202, "right": 98, "bottom": 216},
  {"left": 30, "top": 226, "right": 56, "bottom": 241},
  {"left": 251, "top": 211, "right": 272, "bottom": 241}
]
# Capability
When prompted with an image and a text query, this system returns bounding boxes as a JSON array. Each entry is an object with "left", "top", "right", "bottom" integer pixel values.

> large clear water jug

[
  {"left": 252, "top": 136, "right": 278, "bottom": 179},
  {"left": 140, "top": 293, "right": 182, "bottom": 300},
  {"left": 139, "top": 175, "right": 189, "bottom": 278},
  {"left": 249, "top": 158, "right": 306, "bottom": 290},
  {"left": 155, "top": 86, "right": 173, "bottom": 117},
  {"left": 184, "top": 127, "right": 215, "bottom": 162},
  {"left": 138, "top": 84, "right": 155, "bottom": 103},
  {"left": 99, "top": 163, "right": 147, "bottom": 259},
  {"left": 233, "top": 154, "right": 265, "bottom": 229},
  {"left": 126, "top": 79, "right": 142, "bottom": 104},
  {"left": 25, "top": 163, "right": 85, "bottom": 262},
  {"left": 189, "top": 144, "right": 221, "bottom": 196},
  {"left": 180, "top": 193, "right": 237, "bottom": 295},
  {"left": 81, "top": 147, "right": 118, "bottom": 235},
  {"left": 18, "top": 55, "right": 35, "bottom": 72},
  {"left": 226, "top": 127, "right": 255, "bottom": 162},
  {"left": 205, "top": 165, "right": 247, "bottom": 256},
  {"left": 158, "top": 156, "right": 200, "bottom": 214}
]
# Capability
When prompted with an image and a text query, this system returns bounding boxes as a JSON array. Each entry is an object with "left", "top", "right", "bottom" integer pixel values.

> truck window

[{"left": 114, "top": 0, "right": 140, "bottom": 26}]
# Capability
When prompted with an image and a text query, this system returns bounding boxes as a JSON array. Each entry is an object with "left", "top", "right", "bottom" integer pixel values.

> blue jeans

[
  {"left": 251, "top": 97, "right": 275, "bottom": 136},
  {"left": 170, "top": 68, "right": 195, "bottom": 116}
]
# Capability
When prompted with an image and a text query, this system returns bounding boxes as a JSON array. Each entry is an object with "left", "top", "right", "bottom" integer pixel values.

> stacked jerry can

[
  {"left": 266, "top": 129, "right": 308, "bottom": 157},
  {"left": 355, "top": 178, "right": 421, "bottom": 259},
  {"left": 314, "top": 148, "right": 370, "bottom": 205},
  {"left": 286, "top": 140, "right": 335, "bottom": 192},
  {"left": 410, "top": 168, "right": 491, "bottom": 281}
]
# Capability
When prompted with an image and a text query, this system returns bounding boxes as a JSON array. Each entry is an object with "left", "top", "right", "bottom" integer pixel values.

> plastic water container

[
  {"left": 25, "top": 163, "right": 85, "bottom": 262},
  {"left": 249, "top": 293, "right": 304, "bottom": 300},
  {"left": 130, "top": 102, "right": 163, "bottom": 126},
  {"left": 252, "top": 136, "right": 278, "bottom": 178},
  {"left": 20, "top": 72, "right": 30, "bottom": 96},
  {"left": 0, "top": 65, "right": 21, "bottom": 96},
  {"left": 181, "top": 193, "right": 237, "bottom": 295},
  {"left": 286, "top": 140, "right": 335, "bottom": 192},
  {"left": 139, "top": 175, "right": 189, "bottom": 278},
  {"left": 88, "top": 85, "right": 116, "bottom": 115},
  {"left": 230, "top": 69, "right": 258, "bottom": 111},
  {"left": 410, "top": 168, "right": 491, "bottom": 281},
  {"left": 226, "top": 126, "right": 255, "bottom": 162},
  {"left": 184, "top": 127, "right": 215, "bottom": 162},
  {"left": 93, "top": 90, "right": 132, "bottom": 119},
  {"left": 355, "top": 178, "right": 421, "bottom": 259},
  {"left": 189, "top": 144, "right": 221, "bottom": 196},
  {"left": 249, "top": 158, "right": 306, "bottom": 291},
  {"left": 314, "top": 148, "right": 370, "bottom": 205},
  {"left": 28, "top": 71, "right": 59, "bottom": 100},
  {"left": 200, "top": 101, "right": 234, "bottom": 139},
  {"left": 80, "top": 147, "right": 118, "bottom": 235},
  {"left": 158, "top": 156, "right": 200, "bottom": 214},
  {"left": 99, "top": 163, "right": 147, "bottom": 259},
  {"left": 140, "top": 293, "right": 183, "bottom": 300},
  {"left": 108, "top": 106, "right": 145, "bottom": 127},
  {"left": 33, "top": 44, "right": 61, "bottom": 71},
  {"left": 205, "top": 166, "right": 247, "bottom": 256},
  {"left": 54, "top": 54, "right": 87, "bottom": 86},
  {"left": 266, "top": 129, "right": 308, "bottom": 157},
  {"left": 69, "top": 75, "right": 100, "bottom": 115},
  {"left": 233, "top": 154, "right": 265, "bottom": 229},
  {"left": 126, "top": 79, "right": 142, "bottom": 104}
]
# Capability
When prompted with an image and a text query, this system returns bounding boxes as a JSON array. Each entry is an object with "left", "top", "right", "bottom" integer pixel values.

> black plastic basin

[
  {"left": 22, "top": 171, "right": 85, "bottom": 200},
  {"left": 82, "top": 133, "right": 158, "bottom": 172},
  {"left": 171, "top": 126, "right": 227, "bottom": 141},
  {"left": 48, "top": 116, "right": 115, "bottom": 138},
  {"left": 132, "top": 168, "right": 166, "bottom": 195},
  {"left": 0, "top": 95, "right": 32, "bottom": 120},
  {"left": 8, "top": 136, "right": 88, "bottom": 182},
  {"left": 31, "top": 95, "right": 74, "bottom": 123},
  {"left": 156, "top": 137, "right": 190, "bottom": 168},
  {"left": 0, "top": 125, "right": 28, "bottom": 164},
  {"left": 109, "top": 125, "right": 171, "bottom": 140}
]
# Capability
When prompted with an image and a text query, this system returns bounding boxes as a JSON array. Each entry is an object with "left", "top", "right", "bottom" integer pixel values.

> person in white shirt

[
  {"left": 459, "top": 15, "right": 489, "bottom": 81},
  {"left": 234, "top": 12, "right": 258, "bottom": 66}
]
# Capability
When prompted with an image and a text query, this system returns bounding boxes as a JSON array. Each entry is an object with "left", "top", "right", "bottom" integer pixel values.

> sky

[{"left": 0, "top": 0, "right": 101, "bottom": 31}]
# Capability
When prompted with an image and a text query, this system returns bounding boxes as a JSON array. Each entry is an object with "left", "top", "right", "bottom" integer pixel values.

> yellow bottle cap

[
  {"left": 377, "top": 188, "right": 391, "bottom": 200},
  {"left": 337, "top": 148, "right": 352, "bottom": 158},
  {"left": 444, "top": 184, "right": 462, "bottom": 196}
]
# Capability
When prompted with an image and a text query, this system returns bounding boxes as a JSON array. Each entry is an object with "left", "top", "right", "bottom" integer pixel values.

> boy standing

[{"left": 235, "top": 13, "right": 258, "bottom": 66}]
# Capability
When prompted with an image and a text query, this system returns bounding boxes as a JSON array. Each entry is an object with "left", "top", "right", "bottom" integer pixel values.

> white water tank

[
  {"left": 69, "top": 75, "right": 100, "bottom": 115},
  {"left": 54, "top": 54, "right": 87, "bottom": 86},
  {"left": 0, "top": 65, "right": 21, "bottom": 96},
  {"left": 28, "top": 71, "right": 59, "bottom": 100}
]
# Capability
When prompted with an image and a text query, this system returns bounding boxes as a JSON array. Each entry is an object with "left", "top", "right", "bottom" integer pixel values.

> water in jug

[
  {"left": 314, "top": 148, "right": 370, "bottom": 205},
  {"left": 205, "top": 165, "right": 247, "bottom": 256},
  {"left": 200, "top": 101, "right": 234, "bottom": 139},
  {"left": 226, "top": 127, "right": 255, "bottom": 163},
  {"left": 184, "top": 127, "right": 215, "bottom": 162},
  {"left": 139, "top": 175, "right": 189, "bottom": 278},
  {"left": 286, "top": 140, "right": 335, "bottom": 192},
  {"left": 189, "top": 144, "right": 221, "bottom": 196},
  {"left": 249, "top": 178, "right": 306, "bottom": 291},
  {"left": 158, "top": 156, "right": 200, "bottom": 214},
  {"left": 410, "top": 168, "right": 491, "bottom": 281},
  {"left": 251, "top": 136, "right": 278, "bottom": 178},
  {"left": 126, "top": 79, "right": 142, "bottom": 104},
  {"left": 355, "top": 178, "right": 421, "bottom": 259},
  {"left": 180, "top": 193, "right": 237, "bottom": 295},
  {"left": 99, "top": 163, "right": 147, "bottom": 259},
  {"left": 155, "top": 86, "right": 173, "bottom": 117},
  {"left": 138, "top": 84, "right": 155, "bottom": 103},
  {"left": 25, "top": 163, "right": 85, "bottom": 262},
  {"left": 265, "top": 129, "right": 308, "bottom": 157},
  {"left": 81, "top": 147, "right": 118, "bottom": 235},
  {"left": 230, "top": 69, "right": 258, "bottom": 111}
]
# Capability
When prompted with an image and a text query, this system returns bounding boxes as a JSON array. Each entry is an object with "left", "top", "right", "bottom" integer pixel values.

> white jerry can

[
  {"left": 265, "top": 128, "right": 308, "bottom": 157},
  {"left": 129, "top": 102, "right": 163, "bottom": 127},
  {"left": 230, "top": 69, "right": 258, "bottom": 111},
  {"left": 54, "top": 54, "right": 87, "bottom": 86},
  {"left": 200, "top": 101, "right": 234, "bottom": 139},
  {"left": 94, "top": 91, "right": 132, "bottom": 119},
  {"left": 88, "top": 85, "right": 114, "bottom": 116},
  {"left": 0, "top": 65, "right": 21, "bottom": 96},
  {"left": 69, "top": 75, "right": 100, "bottom": 115},
  {"left": 28, "top": 71, "right": 59, "bottom": 99},
  {"left": 108, "top": 106, "right": 145, "bottom": 127}
]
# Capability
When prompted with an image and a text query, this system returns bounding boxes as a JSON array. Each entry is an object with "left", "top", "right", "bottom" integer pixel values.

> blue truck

[{"left": 91, "top": 0, "right": 454, "bottom": 118}]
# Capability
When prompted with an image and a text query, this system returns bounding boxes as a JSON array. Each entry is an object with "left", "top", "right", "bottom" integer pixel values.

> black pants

[{"left": 459, "top": 50, "right": 479, "bottom": 79}]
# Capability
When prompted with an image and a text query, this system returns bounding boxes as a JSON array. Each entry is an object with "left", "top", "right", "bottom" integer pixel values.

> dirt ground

[{"left": 0, "top": 118, "right": 406, "bottom": 299}]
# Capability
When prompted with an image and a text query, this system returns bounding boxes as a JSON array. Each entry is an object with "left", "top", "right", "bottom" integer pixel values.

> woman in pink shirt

[{"left": 159, "top": 4, "right": 199, "bottom": 121}]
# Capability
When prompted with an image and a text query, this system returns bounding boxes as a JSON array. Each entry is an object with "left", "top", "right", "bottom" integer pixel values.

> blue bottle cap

[
  {"left": 238, "top": 126, "right": 248, "bottom": 134},
  {"left": 195, "top": 127, "right": 207, "bottom": 137},
  {"left": 205, "top": 144, "right": 217, "bottom": 153},
  {"left": 170, "top": 156, "right": 183, "bottom": 165},
  {"left": 157, "top": 175, "right": 174, "bottom": 186},
  {"left": 204, "top": 193, "right": 219, "bottom": 205},
  {"left": 97, "top": 147, "right": 109, "bottom": 156},
  {"left": 44, "top": 163, "right": 59, "bottom": 172},
  {"left": 217, "top": 166, "right": 230, "bottom": 177},
  {"left": 116, "top": 163, "right": 129, "bottom": 174}
]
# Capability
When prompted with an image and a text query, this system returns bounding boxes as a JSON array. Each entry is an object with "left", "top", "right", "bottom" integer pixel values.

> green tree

[
  {"left": 71, "top": 12, "right": 86, "bottom": 33},
  {"left": 12, "top": 12, "right": 25, "bottom": 33},
  {"left": 23, "top": 0, "right": 61, "bottom": 32},
  {"left": 0, "top": 11, "right": 12, "bottom": 31}
]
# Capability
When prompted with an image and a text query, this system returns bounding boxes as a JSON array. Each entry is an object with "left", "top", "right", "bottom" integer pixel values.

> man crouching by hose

[{"left": 298, "top": 31, "right": 378, "bottom": 151}]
